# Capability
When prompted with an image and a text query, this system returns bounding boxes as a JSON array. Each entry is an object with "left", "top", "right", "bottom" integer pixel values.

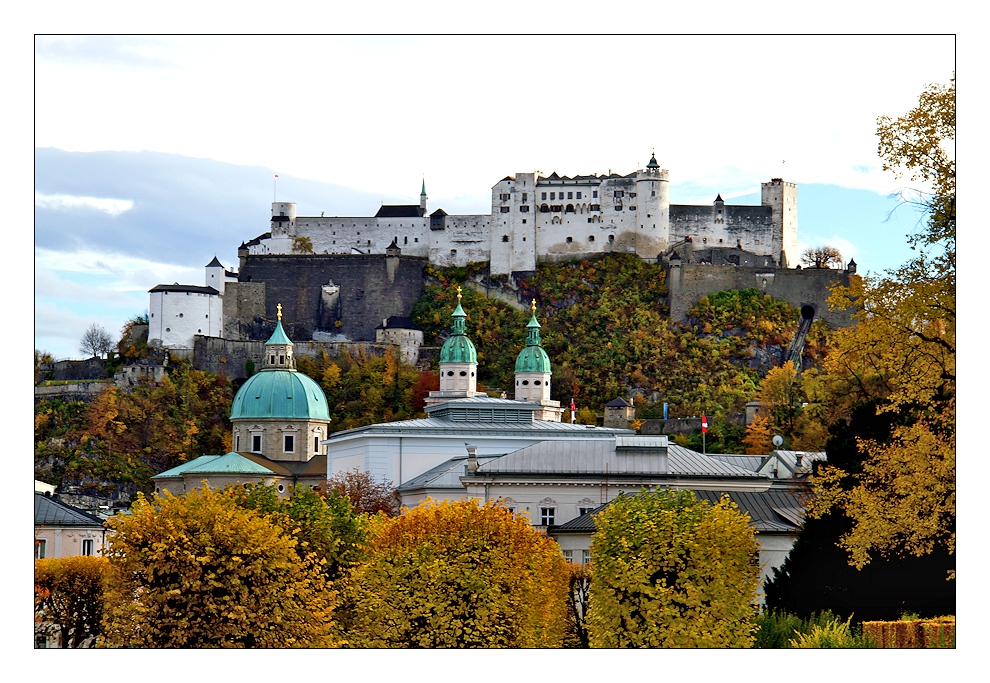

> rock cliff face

[{"left": 226, "top": 253, "right": 427, "bottom": 342}]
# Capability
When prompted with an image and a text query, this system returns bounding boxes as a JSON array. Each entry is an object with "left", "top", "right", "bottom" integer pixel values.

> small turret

[
  {"left": 264, "top": 303, "right": 295, "bottom": 370},
  {"left": 513, "top": 300, "right": 563, "bottom": 421},
  {"left": 420, "top": 179, "right": 428, "bottom": 215}
]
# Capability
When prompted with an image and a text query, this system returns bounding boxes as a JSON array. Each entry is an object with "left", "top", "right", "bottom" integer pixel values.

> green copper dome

[
  {"left": 230, "top": 369, "right": 330, "bottom": 420},
  {"left": 439, "top": 295, "right": 478, "bottom": 364},
  {"left": 515, "top": 307, "right": 551, "bottom": 373}
]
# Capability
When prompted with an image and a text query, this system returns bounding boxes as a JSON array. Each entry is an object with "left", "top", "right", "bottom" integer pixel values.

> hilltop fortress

[
  {"left": 150, "top": 157, "right": 855, "bottom": 374},
  {"left": 242, "top": 154, "right": 799, "bottom": 274}
]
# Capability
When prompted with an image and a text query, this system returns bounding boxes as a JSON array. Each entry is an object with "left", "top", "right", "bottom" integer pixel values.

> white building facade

[
  {"left": 148, "top": 257, "right": 237, "bottom": 350},
  {"left": 243, "top": 156, "right": 799, "bottom": 274}
]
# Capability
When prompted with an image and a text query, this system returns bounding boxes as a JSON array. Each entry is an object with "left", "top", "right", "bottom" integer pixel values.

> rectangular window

[
  {"left": 615, "top": 190, "right": 624, "bottom": 198},
  {"left": 550, "top": 192, "right": 556, "bottom": 200},
  {"left": 235, "top": 435, "right": 240, "bottom": 451},
  {"left": 576, "top": 191, "right": 582, "bottom": 199},
  {"left": 284, "top": 435, "right": 294, "bottom": 453},
  {"left": 629, "top": 192, "right": 636, "bottom": 198},
  {"left": 615, "top": 205, "right": 623, "bottom": 211},
  {"left": 541, "top": 192, "right": 547, "bottom": 200},
  {"left": 593, "top": 190, "right": 598, "bottom": 198},
  {"left": 519, "top": 205, "right": 529, "bottom": 212},
  {"left": 82, "top": 539, "right": 94, "bottom": 556},
  {"left": 579, "top": 507, "right": 596, "bottom": 516},
  {"left": 35, "top": 540, "right": 46, "bottom": 559},
  {"left": 314, "top": 436, "right": 320, "bottom": 453},
  {"left": 522, "top": 193, "right": 527, "bottom": 201},
  {"left": 562, "top": 550, "right": 574, "bottom": 563},
  {"left": 540, "top": 507, "right": 556, "bottom": 526},
  {"left": 500, "top": 206, "right": 510, "bottom": 213},
  {"left": 567, "top": 191, "right": 573, "bottom": 199},
  {"left": 252, "top": 434, "right": 262, "bottom": 452},
  {"left": 582, "top": 549, "right": 592, "bottom": 564}
]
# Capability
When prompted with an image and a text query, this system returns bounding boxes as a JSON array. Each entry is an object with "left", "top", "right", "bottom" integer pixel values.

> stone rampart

[
  {"left": 667, "top": 263, "right": 855, "bottom": 328},
  {"left": 232, "top": 253, "right": 427, "bottom": 343},
  {"left": 193, "top": 336, "right": 396, "bottom": 379}
]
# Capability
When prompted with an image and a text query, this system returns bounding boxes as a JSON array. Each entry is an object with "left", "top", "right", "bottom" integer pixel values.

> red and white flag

[
  {"left": 275, "top": 174, "right": 278, "bottom": 178},
  {"left": 701, "top": 414, "right": 708, "bottom": 433}
]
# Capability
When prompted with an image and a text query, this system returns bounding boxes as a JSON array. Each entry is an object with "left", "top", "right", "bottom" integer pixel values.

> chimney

[
  {"left": 466, "top": 444, "right": 479, "bottom": 474},
  {"left": 795, "top": 453, "right": 804, "bottom": 468}
]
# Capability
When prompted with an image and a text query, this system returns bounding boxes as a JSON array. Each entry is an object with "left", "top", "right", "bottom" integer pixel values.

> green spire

[
  {"left": 266, "top": 303, "right": 292, "bottom": 346},
  {"left": 421, "top": 178, "right": 427, "bottom": 196},
  {"left": 525, "top": 298, "right": 542, "bottom": 346},
  {"left": 439, "top": 287, "right": 478, "bottom": 364}
]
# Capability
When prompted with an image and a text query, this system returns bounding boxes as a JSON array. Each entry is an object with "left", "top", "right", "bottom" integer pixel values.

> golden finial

[
  {"left": 531, "top": 298, "right": 537, "bottom": 313},
  {"left": 277, "top": 303, "right": 282, "bottom": 320},
  {"left": 456, "top": 286, "right": 462, "bottom": 300}
]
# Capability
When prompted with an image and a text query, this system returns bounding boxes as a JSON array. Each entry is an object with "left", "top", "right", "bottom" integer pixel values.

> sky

[{"left": 33, "top": 34, "right": 956, "bottom": 362}]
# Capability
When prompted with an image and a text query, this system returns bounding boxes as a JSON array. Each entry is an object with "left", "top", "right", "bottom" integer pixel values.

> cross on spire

[{"left": 277, "top": 303, "right": 282, "bottom": 320}]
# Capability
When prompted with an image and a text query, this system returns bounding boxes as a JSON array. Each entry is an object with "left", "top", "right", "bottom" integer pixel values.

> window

[
  {"left": 404, "top": 236, "right": 408, "bottom": 244},
  {"left": 588, "top": 235, "right": 595, "bottom": 242},
  {"left": 178, "top": 312, "right": 183, "bottom": 318},
  {"left": 502, "top": 235, "right": 509, "bottom": 242},
  {"left": 562, "top": 550, "right": 574, "bottom": 563},
  {"left": 500, "top": 206, "right": 510, "bottom": 213},
  {"left": 540, "top": 507, "right": 556, "bottom": 526},
  {"left": 615, "top": 204, "right": 623, "bottom": 211},
  {"left": 82, "top": 539, "right": 94, "bottom": 556},
  {"left": 235, "top": 435, "right": 240, "bottom": 451},
  {"left": 567, "top": 192, "right": 573, "bottom": 199},
  {"left": 550, "top": 192, "right": 556, "bottom": 200},
  {"left": 629, "top": 205, "right": 637, "bottom": 211},
  {"left": 566, "top": 236, "right": 573, "bottom": 244},
  {"left": 165, "top": 327, "right": 170, "bottom": 332},
  {"left": 582, "top": 549, "right": 592, "bottom": 564},
  {"left": 615, "top": 190, "right": 624, "bottom": 198},
  {"left": 450, "top": 249, "right": 457, "bottom": 255},
  {"left": 629, "top": 192, "right": 636, "bottom": 198},
  {"left": 519, "top": 205, "right": 529, "bottom": 212},
  {"left": 522, "top": 221, "right": 526, "bottom": 226},
  {"left": 500, "top": 193, "right": 510, "bottom": 200},
  {"left": 35, "top": 539, "right": 46, "bottom": 559},
  {"left": 252, "top": 434, "right": 262, "bottom": 452},
  {"left": 284, "top": 434, "right": 294, "bottom": 453},
  {"left": 593, "top": 190, "right": 598, "bottom": 198},
  {"left": 541, "top": 192, "right": 547, "bottom": 200},
  {"left": 576, "top": 191, "right": 582, "bottom": 199},
  {"left": 314, "top": 436, "right": 320, "bottom": 453},
  {"left": 522, "top": 193, "right": 527, "bottom": 201}
]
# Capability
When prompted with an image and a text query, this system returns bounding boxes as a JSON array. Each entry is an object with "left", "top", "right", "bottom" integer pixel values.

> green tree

[
  {"left": 586, "top": 489, "right": 760, "bottom": 648},
  {"left": 35, "top": 556, "right": 108, "bottom": 648},
  {"left": 100, "top": 487, "right": 338, "bottom": 648},
  {"left": 340, "top": 499, "right": 571, "bottom": 648}
]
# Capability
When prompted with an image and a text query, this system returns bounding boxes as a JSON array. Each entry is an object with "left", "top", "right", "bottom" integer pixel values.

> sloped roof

[
  {"left": 397, "top": 455, "right": 501, "bottom": 493},
  {"left": 152, "top": 455, "right": 220, "bottom": 479},
  {"left": 35, "top": 493, "right": 105, "bottom": 528},
  {"left": 605, "top": 398, "right": 631, "bottom": 408},
  {"left": 180, "top": 451, "right": 279, "bottom": 476},
  {"left": 376, "top": 316, "right": 421, "bottom": 331},
  {"left": 205, "top": 256, "right": 224, "bottom": 267},
  {"left": 549, "top": 489, "right": 806, "bottom": 535},
  {"left": 375, "top": 205, "right": 424, "bottom": 218},
  {"left": 148, "top": 284, "right": 219, "bottom": 295},
  {"left": 709, "top": 454, "right": 767, "bottom": 472},
  {"left": 758, "top": 450, "right": 826, "bottom": 477},
  {"left": 328, "top": 416, "right": 628, "bottom": 440}
]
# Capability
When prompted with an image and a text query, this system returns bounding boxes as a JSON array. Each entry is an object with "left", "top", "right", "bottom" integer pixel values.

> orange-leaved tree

[{"left": 340, "top": 499, "right": 572, "bottom": 647}]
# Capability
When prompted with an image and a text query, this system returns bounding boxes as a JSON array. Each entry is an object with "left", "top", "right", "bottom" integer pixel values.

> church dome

[
  {"left": 439, "top": 297, "right": 477, "bottom": 364},
  {"left": 230, "top": 305, "right": 330, "bottom": 421},
  {"left": 230, "top": 369, "right": 330, "bottom": 420},
  {"left": 514, "top": 303, "right": 551, "bottom": 373}
]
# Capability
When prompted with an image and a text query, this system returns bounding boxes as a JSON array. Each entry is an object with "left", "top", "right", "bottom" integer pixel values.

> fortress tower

[
  {"left": 761, "top": 179, "right": 798, "bottom": 267},
  {"left": 269, "top": 201, "right": 298, "bottom": 253},
  {"left": 634, "top": 151, "right": 671, "bottom": 260}
]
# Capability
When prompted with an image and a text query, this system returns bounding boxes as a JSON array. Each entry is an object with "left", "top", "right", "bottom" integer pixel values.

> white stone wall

[
  {"left": 149, "top": 290, "right": 222, "bottom": 349},
  {"left": 514, "top": 371, "right": 551, "bottom": 403}
]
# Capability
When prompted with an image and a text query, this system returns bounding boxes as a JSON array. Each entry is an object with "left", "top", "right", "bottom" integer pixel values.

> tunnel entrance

[{"left": 801, "top": 305, "right": 815, "bottom": 321}]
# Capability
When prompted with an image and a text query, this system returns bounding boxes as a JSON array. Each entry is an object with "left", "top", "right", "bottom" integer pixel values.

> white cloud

[{"left": 35, "top": 191, "right": 134, "bottom": 216}]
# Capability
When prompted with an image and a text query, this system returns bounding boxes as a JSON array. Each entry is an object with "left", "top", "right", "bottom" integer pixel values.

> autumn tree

[
  {"left": 79, "top": 323, "right": 114, "bottom": 359},
  {"left": 316, "top": 469, "right": 400, "bottom": 517},
  {"left": 101, "top": 487, "right": 339, "bottom": 648},
  {"left": 586, "top": 489, "right": 760, "bottom": 648},
  {"left": 340, "top": 499, "right": 572, "bottom": 647},
  {"left": 800, "top": 246, "right": 844, "bottom": 269},
  {"left": 233, "top": 483, "right": 366, "bottom": 579},
  {"left": 35, "top": 556, "right": 108, "bottom": 648},
  {"left": 808, "top": 75, "right": 955, "bottom": 574},
  {"left": 292, "top": 236, "right": 314, "bottom": 253}
]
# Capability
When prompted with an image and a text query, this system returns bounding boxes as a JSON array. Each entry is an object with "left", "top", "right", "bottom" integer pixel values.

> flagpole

[{"left": 274, "top": 174, "right": 278, "bottom": 202}]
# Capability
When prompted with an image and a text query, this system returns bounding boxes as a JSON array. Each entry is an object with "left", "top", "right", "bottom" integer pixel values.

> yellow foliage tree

[
  {"left": 35, "top": 556, "right": 108, "bottom": 648},
  {"left": 586, "top": 489, "right": 760, "bottom": 648},
  {"left": 100, "top": 487, "right": 339, "bottom": 648},
  {"left": 809, "top": 75, "right": 955, "bottom": 574},
  {"left": 340, "top": 499, "right": 571, "bottom": 647}
]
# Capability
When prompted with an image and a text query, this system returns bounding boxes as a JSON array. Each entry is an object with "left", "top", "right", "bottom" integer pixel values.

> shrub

[{"left": 35, "top": 556, "right": 108, "bottom": 648}]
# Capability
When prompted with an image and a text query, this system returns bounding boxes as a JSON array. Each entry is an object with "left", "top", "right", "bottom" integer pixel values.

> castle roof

[
  {"left": 375, "top": 205, "right": 425, "bottom": 218},
  {"left": 605, "top": 397, "right": 631, "bottom": 408},
  {"left": 377, "top": 315, "right": 421, "bottom": 331},
  {"left": 431, "top": 208, "right": 448, "bottom": 217},
  {"left": 149, "top": 284, "right": 219, "bottom": 295},
  {"left": 206, "top": 256, "right": 224, "bottom": 268}
]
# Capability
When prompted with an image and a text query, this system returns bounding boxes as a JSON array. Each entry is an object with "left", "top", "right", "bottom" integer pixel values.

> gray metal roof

[
  {"left": 759, "top": 450, "right": 826, "bottom": 477},
  {"left": 709, "top": 454, "right": 767, "bottom": 472},
  {"left": 474, "top": 440, "right": 762, "bottom": 478},
  {"left": 549, "top": 488, "right": 807, "bottom": 535},
  {"left": 423, "top": 396, "right": 540, "bottom": 412},
  {"left": 35, "top": 493, "right": 105, "bottom": 528},
  {"left": 397, "top": 455, "right": 501, "bottom": 492}
]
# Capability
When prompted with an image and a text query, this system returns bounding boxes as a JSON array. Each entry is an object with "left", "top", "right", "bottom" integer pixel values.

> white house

[{"left": 148, "top": 256, "right": 236, "bottom": 351}]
